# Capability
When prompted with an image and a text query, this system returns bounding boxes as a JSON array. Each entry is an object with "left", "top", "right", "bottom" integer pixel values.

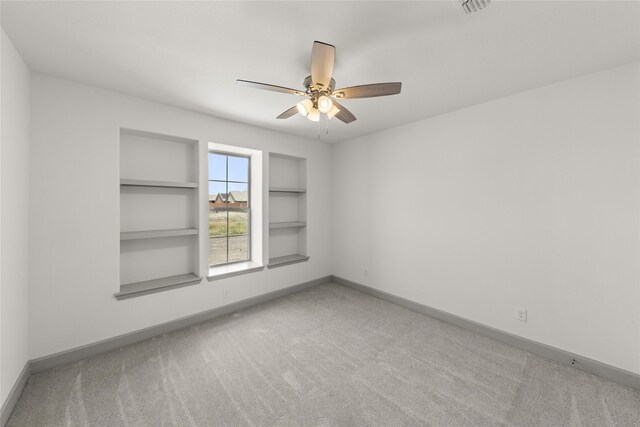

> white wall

[
  {"left": 332, "top": 62, "right": 640, "bottom": 374},
  {"left": 18, "top": 53, "right": 640, "bottom": 377},
  {"left": 29, "top": 74, "right": 332, "bottom": 360},
  {"left": 1, "top": 30, "right": 31, "bottom": 404}
]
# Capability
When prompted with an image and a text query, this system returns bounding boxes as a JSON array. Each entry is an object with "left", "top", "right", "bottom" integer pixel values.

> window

[{"left": 208, "top": 152, "right": 250, "bottom": 266}]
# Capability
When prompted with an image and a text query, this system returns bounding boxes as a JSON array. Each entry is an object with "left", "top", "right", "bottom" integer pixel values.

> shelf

[
  {"left": 120, "top": 228, "right": 198, "bottom": 241},
  {"left": 115, "top": 273, "right": 201, "bottom": 300},
  {"left": 268, "top": 254, "right": 310, "bottom": 269},
  {"left": 119, "top": 129, "right": 200, "bottom": 299},
  {"left": 120, "top": 179, "right": 198, "bottom": 189},
  {"left": 268, "top": 153, "right": 307, "bottom": 268},
  {"left": 269, "top": 187, "right": 306, "bottom": 193},
  {"left": 269, "top": 221, "right": 306, "bottom": 229}
]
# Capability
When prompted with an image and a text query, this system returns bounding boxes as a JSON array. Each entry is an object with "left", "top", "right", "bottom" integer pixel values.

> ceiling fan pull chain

[
  {"left": 317, "top": 119, "right": 320, "bottom": 140},
  {"left": 326, "top": 115, "right": 329, "bottom": 135}
]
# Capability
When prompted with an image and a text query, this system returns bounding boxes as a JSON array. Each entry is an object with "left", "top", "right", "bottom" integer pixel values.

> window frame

[{"left": 208, "top": 150, "right": 251, "bottom": 267}]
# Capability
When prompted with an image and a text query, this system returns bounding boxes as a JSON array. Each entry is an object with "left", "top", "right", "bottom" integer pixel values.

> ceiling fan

[{"left": 236, "top": 41, "right": 402, "bottom": 124}]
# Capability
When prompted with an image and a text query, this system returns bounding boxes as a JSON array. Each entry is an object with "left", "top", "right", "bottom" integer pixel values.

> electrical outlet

[
  {"left": 516, "top": 308, "right": 527, "bottom": 322},
  {"left": 364, "top": 269, "right": 369, "bottom": 277},
  {"left": 222, "top": 289, "right": 229, "bottom": 299}
]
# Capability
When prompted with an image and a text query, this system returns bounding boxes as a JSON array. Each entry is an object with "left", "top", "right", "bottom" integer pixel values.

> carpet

[{"left": 8, "top": 283, "right": 640, "bottom": 426}]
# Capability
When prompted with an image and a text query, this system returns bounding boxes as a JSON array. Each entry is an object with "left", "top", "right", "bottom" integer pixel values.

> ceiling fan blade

[
  {"left": 276, "top": 105, "right": 299, "bottom": 119},
  {"left": 310, "top": 41, "right": 335, "bottom": 90},
  {"left": 331, "top": 100, "right": 357, "bottom": 124},
  {"left": 236, "top": 79, "right": 305, "bottom": 96},
  {"left": 332, "top": 82, "right": 402, "bottom": 99}
]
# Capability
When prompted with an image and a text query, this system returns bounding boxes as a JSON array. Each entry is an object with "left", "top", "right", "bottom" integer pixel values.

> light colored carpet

[{"left": 8, "top": 282, "right": 640, "bottom": 426}]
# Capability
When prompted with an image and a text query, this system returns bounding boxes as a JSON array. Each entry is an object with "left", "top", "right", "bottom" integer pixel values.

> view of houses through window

[{"left": 208, "top": 152, "right": 250, "bottom": 266}]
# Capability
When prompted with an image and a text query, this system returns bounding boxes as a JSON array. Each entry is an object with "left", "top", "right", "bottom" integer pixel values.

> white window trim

[
  {"left": 207, "top": 260, "right": 264, "bottom": 281},
  {"left": 206, "top": 142, "right": 264, "bottom": 280}
]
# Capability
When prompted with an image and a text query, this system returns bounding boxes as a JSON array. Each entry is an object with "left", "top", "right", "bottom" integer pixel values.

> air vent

[{"left": 460, "top": 0, "right": 491, "bottom": 14}]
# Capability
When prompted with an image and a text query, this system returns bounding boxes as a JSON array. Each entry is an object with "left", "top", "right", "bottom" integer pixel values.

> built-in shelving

[
  {"left": 267, "top": 254, "right": 310, "bottom": 268},
  {"left": 120, "top": 228, "right": 198, "bottom": 241},
  {"left": 118, "top": 128, "right": 200, "bottom": 300},
  {"left": 120, "top": 179, "right": 198, "bottom": 189},
  {"left": 115, "top": 273, "right": 202, "bottom": 300},
  {"left": 269, "top": 187, "right": 306, "bottom": 193},
  {"left": 268, "top": 153, "right": 308, "bottom": 267},
  {"left": 269, "top": 221, "right": 306, "bottom": 229}
]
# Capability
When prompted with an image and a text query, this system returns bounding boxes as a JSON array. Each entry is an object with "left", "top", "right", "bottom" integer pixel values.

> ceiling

[{"left": 2, "top": 1, "right": 639, "bottom": 143}]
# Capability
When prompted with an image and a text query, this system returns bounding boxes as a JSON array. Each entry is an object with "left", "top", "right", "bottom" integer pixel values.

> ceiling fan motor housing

[{"left": 303, "top": 75, "right": 336, "bottom": 94}]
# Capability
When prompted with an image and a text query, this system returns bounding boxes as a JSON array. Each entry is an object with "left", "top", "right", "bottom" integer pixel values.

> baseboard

[
  {"left": 10, "top": 272, "right": 638, "bottom": 424},
  {"left": 30, "top": 275, "right": 331, "bottom": 374},
  {"left": 331, "top": 275, "right": 640, "bottom": 392},
  {"left": 1, "top": 361, "right": 30, "bottom": 427}
]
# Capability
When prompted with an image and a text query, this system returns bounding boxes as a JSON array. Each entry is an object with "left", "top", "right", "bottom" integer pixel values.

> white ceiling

[{"left": 2, "top": 1, "right": 639, "bottom": 143}]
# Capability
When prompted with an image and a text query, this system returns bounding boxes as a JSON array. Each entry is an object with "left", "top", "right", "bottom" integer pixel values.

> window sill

[{"left": 207, "top": 261, "right": 264, "bottom": 281}]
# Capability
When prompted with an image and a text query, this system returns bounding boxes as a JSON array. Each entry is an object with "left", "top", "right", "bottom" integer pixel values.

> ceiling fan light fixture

[
  {"left": 296, "top": 99, "right": 313, "bottom": 116},
  {"left": 307, "top": 108, "right": 320, "bottom": 122},
  {"left": 317, "top": 95, "right": 333, "bottom": 113}
]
